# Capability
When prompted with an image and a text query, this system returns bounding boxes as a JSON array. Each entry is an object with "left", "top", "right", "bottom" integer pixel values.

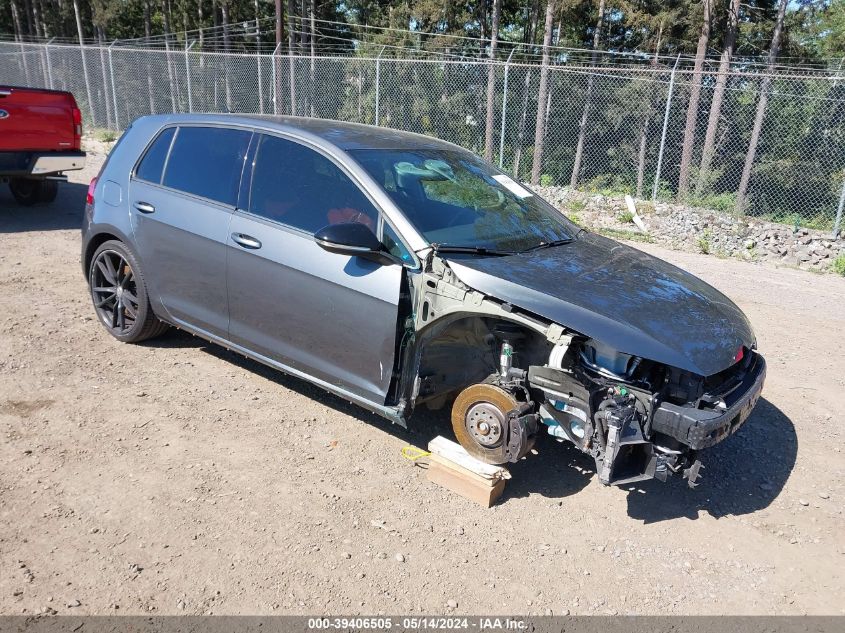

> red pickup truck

[{"left": 0, "top": 85, "right": 87, "bottom": 205}]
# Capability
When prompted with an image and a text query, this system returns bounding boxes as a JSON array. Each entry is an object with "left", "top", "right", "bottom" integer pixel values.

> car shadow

[
  {"left": 143, "top": 331, "right": 795, "bottom": 514},
  {"left": 0, "top": 181, "right": 87, "bottom": 232},
  {"left": 624, "top": 397, "right": 797, "bottom": 522}
]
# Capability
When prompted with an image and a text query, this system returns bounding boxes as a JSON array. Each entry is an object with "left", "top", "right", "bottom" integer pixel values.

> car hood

[{"left": 444, "top": 232, "right": 755, "bottom": 377}]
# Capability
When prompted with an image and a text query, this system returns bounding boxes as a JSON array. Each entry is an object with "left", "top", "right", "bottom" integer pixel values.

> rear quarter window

[
  {"left": 135, "top": 127, "right": 175, "bottom": 184},
  {"left": 162, "top": 126, "right": 251, "bottom": 206}
]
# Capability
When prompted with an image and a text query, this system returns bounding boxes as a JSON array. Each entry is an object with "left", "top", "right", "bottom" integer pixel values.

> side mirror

[{"left": 314, "top": 222, "right": 394, "bottom": 265}]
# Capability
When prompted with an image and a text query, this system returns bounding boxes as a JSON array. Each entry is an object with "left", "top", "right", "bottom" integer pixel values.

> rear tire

[
  {"left": 88, "top": 240, "right": 169, "bottom": 343},
  {"left": 9, "top": 178, "right": 57, "bottom": 206}
]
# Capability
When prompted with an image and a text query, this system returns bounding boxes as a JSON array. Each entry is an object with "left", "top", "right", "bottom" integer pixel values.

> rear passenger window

[
  {"left": 249, "top": 134, "right": 379, "bottom": 234},
  {"left": 135, "top": 127, "right": 175, "bottom": 184},
  {"left": 162, "top": 126, "right": 251, "bottom": 206}
]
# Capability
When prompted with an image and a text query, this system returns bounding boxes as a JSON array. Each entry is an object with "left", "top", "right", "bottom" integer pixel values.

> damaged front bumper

[
  {"left": 651, "top": 354, "right": 766, "bottom": 451},
  {"left": 526, "top": 340, "right": 767, "bottom": 489}
]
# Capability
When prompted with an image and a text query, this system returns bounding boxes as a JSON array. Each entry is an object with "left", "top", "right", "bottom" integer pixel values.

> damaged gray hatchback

[{"left": 82, "top": 114, "right": 766, "bottom": 488}]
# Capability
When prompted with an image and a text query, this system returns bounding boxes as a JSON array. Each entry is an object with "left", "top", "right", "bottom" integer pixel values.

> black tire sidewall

[
  {"left": 9, "top": 178, "right": 42, "bottom": 206},
  {"left": 88, "top": 240, "right": 155, "bottom": 343},
  {"left": 38, "top": 179, "right": 58, "bottom": 203}
]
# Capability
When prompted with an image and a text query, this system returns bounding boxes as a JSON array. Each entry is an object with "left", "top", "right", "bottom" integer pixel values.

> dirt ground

[{"left": 1, "top": 143, "right": 844, "bottom": 617}]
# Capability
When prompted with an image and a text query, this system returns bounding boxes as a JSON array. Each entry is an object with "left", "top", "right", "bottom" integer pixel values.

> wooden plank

[
  {"left": 427, "top": 459, "right": 506, "bottom": 508},
  {"left": 427, "top": 436, "right": 511, "bottom": 482},
  {"left": 428, "top": 453, "right": 498, "bottom": 488}
]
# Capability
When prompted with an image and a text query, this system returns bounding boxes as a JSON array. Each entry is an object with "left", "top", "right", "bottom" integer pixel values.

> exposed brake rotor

[{"left": 451, "top": 383, "right": 535, "bottom": 465}]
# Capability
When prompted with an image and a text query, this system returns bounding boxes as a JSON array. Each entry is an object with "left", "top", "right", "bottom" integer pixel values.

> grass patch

[
  {"left": 597, "top": 228, "right": 654, "bottom": 243},
  {"left": 697, "top": 228, "right": 713, "bottom": 254},
  {"left": 93, "top": 128, "right": 118, "bottom": 143},
  {"left": 832, "top": 254, "right": 845, "bottom": 276},
  {"left": 618, "top": 210, "right": 634, "bottom": 224}
]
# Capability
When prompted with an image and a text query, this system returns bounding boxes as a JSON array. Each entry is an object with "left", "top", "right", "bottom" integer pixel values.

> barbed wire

[{"left": 3, "top": 15, "right": 845, "bottom": 78}]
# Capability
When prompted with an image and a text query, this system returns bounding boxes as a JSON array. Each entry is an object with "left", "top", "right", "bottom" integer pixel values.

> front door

[
  {"left": 129, "top": 125, "right": 252, "bottom": 338},
  {"left": 226, "top": 133, "right": 403, "bottom": 405}
]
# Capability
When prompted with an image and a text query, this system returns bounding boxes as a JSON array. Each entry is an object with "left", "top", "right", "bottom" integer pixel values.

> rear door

[
  {"left": 227, "top": 133, "right": 403, "bottom": 405},
  {"left": 0, "top": 87, "right": 76, "bottom": 151},
  {"left": 129, "top": 124, "right": 252, "bottom": 338}
]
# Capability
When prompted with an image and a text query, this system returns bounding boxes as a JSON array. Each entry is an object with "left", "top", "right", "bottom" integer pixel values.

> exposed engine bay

[{"left": 398, "top": 253, "right": 767, "bottom": 489}]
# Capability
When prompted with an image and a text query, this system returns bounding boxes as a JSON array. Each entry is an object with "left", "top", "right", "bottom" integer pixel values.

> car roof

[{"left": 138, "top": 113, "right": 464, "bottom": 153}]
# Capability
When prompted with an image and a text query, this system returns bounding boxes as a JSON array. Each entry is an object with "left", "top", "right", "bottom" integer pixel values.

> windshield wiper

[
  {"left": 432, "top": 244, "right": 515, "bottom": 256},
  {"left": 518, "top": 238, "right": 574, "bottom": 253}
]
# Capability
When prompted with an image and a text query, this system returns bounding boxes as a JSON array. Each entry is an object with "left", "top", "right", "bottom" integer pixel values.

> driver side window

[{"left": 249, "top": 134, "right": 379, "bottom": 234}]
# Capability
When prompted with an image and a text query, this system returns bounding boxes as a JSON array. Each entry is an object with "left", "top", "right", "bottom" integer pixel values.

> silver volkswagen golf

[{"left": 82, "top": 114, "right": 765, "bottom": 489}]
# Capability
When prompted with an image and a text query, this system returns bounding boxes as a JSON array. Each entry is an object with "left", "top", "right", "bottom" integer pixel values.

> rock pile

[{"left": 533, "top": 186, "right": 845, "bottom": 273}]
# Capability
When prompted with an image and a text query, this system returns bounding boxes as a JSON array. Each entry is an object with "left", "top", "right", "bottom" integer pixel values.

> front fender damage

[{"left": 394, "top": 254, "right": 765, "bottom": 489}]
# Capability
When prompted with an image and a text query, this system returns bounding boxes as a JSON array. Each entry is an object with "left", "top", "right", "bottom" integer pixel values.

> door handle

[
  {"left": 134, "top": 201, "right": 155, "bottom": 214},
  {"left": 231, "top": 233, "right": 262, "bottom": 250}
]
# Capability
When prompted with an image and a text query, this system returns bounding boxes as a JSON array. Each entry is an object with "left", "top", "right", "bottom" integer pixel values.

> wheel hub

[{"left": 465, "top": 402, "right": 505, "bottom": 447}]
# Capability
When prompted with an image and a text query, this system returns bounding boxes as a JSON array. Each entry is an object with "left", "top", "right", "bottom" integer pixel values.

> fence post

[
  {"left": 79, "top": 41, "right": 97, "bottom": 127},
  {"left": 108, "top": 41, "right": 120, "bottom": 130},
  {"left": 375, "top": 46, "right": 386, "bottom": 126},
  {"left": 271, "top": 42, "right": 282, "bottom": 115},
  {"left": 652, "top": 55, "right": 681, "bottom": 202},
  {"left": 499, "top": 47, "right": 517, "bottom": 169},
  {"left": 45, "top": 38, "right": 55, "bottom": 90},
  {"left": 185, "top": 40, "right": 196, "bottom": 113},
  {"left": 257, "top": 46, "right": 265, "bottom": 115},
  {"left": 833, "top": 176, "right": 845, "bottom": 239}
]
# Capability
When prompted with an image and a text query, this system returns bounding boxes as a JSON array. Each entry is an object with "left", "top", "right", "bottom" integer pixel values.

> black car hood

[{"left": 444, "top": 232, "right": 755, "bottom": 377}]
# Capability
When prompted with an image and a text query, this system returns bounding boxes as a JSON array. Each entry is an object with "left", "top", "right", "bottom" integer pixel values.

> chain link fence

[{"left": 2, "top": 40, "right": 844, "bottom": 234}]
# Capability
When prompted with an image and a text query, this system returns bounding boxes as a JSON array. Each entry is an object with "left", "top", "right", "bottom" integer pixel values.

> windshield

[{"left": 349, "top": 148, "right": 577, "bottom": 253}]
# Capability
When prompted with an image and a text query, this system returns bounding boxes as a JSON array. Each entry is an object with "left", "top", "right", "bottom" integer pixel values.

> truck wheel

[
  {"left": 9, "top": 178, "right": 56, "bottom": 206},
  {"left": 37, "top": 179, "right": 58, "bottom": 204}
]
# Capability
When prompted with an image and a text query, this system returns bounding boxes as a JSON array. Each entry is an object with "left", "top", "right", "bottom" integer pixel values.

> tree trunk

[
  {"left": 221, "top": 0, "right": 233, "bottom": 111},
  {"left": 198, "top": 0, "right": 205, "bottom": 49},
  {"left": 569, "top": 0, "right": 605, "bottom": 187},
  {"left": 212, "top": 0, "right": 219, "bottom": 51},
  {"left": 530, "top": 0, "right": 556, "bottom": 185},
  {"left": 677, "top": 0, "right": 712, "bottom": 199},
  {"left": 31, "top": 0, "right": 43, "bottom": 38},
  {"left": 10, "top": 0, "right": 23, "bottom": 41},
  {"left": 36, "top": 0, "right": 50, "bottom": 38},
  {"left": 10, "top": 0, "right": 32, "bottom": 84},
  {"left": 275, "top": 0, "right": 283, "bottom": 47},
  {"left": 162, "top": 0, "right": 179, "bottom": 112},
  {"left": 513, "top": 68, "right": 532, "bottom": 179},
  {"left": 300, "top": 0, "right": 307, "bottom": 51},
  {"left": 23, "top": 0, "right": 34, "bottom": 36},
  {"left": 513, "top": 1, "right": 540, "bottom": 178},
  {"left": 636, "top": 20, "right": 663, "bottom": 199},
  {"left": 272, "top": 0, "right": 284, "bottom": 115},
  {"left": 143, "top": 0, "right": 154, "bottom": 113},
  {"left": 97, "top": 25, "right": 114, "bottom": 129},
  {"left": 524, "top": 0, "right": 540, "bottom": 45},
  {"left": 309, "top": 0, "right": 315, "bottom": 117},
  {"left": 736, "top": 0, "right": 788, "bottom": 213},
  {"left": 144, "top": 0, "right": 152, "bottom": 42},
  {"left": 483, "top": 0, "right": 502, "bottom": 161},
  {"left": 73, "top": 0, "right": 96, "bottom": 125},
  {"left": 696, "top": 0, "right": 740, "bottom": 195},
  {"left": 287, "top": 0, "right": 297, "bottom": 114}
]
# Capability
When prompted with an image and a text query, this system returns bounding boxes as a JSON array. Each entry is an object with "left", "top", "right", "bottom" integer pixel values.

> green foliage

[
  {"left": 686, "top": 192, "right": 739, "bottom": 214},
  {"left": 540, "top": 174, "right": 553, "bottom": 187},
  {"left": 582, "top": 173, "right": 635, "bottom": 197},
  {"left": 832, "top": 255, "right": 845, "bottom": 276},
  {"left": 618, "top": 209, "right": 634, "bottom": 224},
  {"left": 597, "top": 228, "right": 654, "bottom": 244},
  {"left": 95, "top": 129, "right": 117, "bottom": 143},
  {"left": 697, "top": 229, "right": 713, "bottom": 255}
]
